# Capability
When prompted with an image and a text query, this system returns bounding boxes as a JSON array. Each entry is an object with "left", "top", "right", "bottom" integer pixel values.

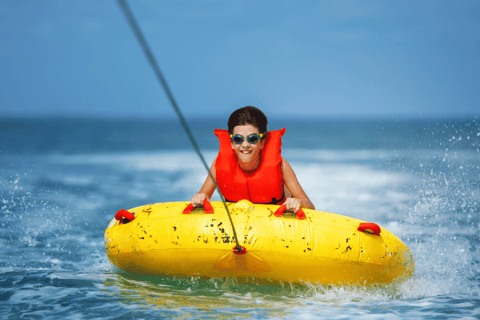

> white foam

[
  {"left": 52, "top": 151, "right": 217, "bottom": 172},
  {"left": 284, "top": 149, "right": 391, "bottom": 162},
  {"left": 290, "top": 162, "right": 413, "bottom": 220}
]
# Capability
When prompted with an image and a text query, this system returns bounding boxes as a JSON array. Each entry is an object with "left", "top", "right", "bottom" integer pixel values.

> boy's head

[{"left": 227, "top": 106, "right": 268, "bottom": 135}]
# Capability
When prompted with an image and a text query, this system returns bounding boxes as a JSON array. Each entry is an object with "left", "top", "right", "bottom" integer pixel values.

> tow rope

[{"left": 116, "top": 0, "right": 244, "bottom": 254}]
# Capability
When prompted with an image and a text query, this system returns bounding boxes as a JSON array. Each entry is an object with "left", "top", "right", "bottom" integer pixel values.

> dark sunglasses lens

[
  {"left": 247, "top": 135, "right": 260, "bottom": 143},
  {"left": 232, "top": 135, "right": 243, "bottom": 144}
]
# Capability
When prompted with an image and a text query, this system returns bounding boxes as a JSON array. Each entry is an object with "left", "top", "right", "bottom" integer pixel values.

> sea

[{"left": 1, "top": 115, "right": 479, "bottom": 319}]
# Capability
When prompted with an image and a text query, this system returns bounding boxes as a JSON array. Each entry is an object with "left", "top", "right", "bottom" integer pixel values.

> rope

[{"left": 116, "top": 0, "right": 243, "bottom": 252}]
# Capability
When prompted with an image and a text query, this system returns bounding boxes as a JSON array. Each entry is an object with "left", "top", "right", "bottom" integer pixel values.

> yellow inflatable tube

[{"left": 104, "top": 200, "right": 414, "bottom": 285}]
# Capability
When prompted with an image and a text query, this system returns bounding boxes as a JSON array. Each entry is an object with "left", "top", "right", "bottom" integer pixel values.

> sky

[{"left": 0, "top": 0, "right": 479, "bottom": 120}]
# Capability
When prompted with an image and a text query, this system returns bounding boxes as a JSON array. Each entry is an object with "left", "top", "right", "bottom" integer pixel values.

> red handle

[
  {"left": 233, "top": 246, "right": 247, "bottom": 255},
  {"left": 357, "top": 222, "right": 381, "bottom": 236},
  {"left": 182, "top": 199, "right": 214, "bottom": 214},
  {"left": 115, "top": 209, "right": 135, "bottom": 224},
  {"left": 274, "top": 204, "right": 306, "bottom": 220}
]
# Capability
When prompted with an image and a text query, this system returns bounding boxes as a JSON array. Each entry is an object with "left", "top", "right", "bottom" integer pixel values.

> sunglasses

[{"left": 230, "top": 133, "right": 264, "bottom": 144}]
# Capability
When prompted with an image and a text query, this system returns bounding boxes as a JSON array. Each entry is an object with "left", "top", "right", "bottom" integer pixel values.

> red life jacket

[{"left": 214, "top": 128, "right": 286, "bottom": 204}]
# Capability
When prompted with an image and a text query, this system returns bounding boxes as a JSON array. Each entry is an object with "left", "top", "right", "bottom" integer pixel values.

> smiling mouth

[{"left": 240, "top": 150, "right": 252, "bottom": 154}]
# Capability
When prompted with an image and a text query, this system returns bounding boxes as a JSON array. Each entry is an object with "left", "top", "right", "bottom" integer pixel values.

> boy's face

[{"left": 231, "top": 124, "right": 265, "bottom": 167}]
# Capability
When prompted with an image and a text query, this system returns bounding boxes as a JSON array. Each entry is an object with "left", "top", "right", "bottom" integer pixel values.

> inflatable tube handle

[
  {"left": 183, "top": 200, "right": 214, "bottom": 214},
  {"left": 115, "top": 209, "right": 135, "bottom": 224},
  {"left": 233, "top": 246, "right": 247, "bottom": 255},
  {"left": 203, "top": 200, "right": 214, "bottom": 214},
  {"left": 182, "top": 203, "right": 194, "bottom": 214},
  {"left": 357, "top": 222, "right": 381, "bottom": 236},
  {"left": 274, "top": 204, "right": 306, "bottom": 220}
]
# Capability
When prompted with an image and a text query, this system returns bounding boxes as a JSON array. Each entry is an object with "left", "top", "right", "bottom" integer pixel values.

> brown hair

[{"left": 227, "top": 106, "right": 268, "bottom": 135}]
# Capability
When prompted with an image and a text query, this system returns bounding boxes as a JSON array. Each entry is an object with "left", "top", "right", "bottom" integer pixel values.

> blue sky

[{"left": 0, "top": 0, "right": 479, "bottom": 119}]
